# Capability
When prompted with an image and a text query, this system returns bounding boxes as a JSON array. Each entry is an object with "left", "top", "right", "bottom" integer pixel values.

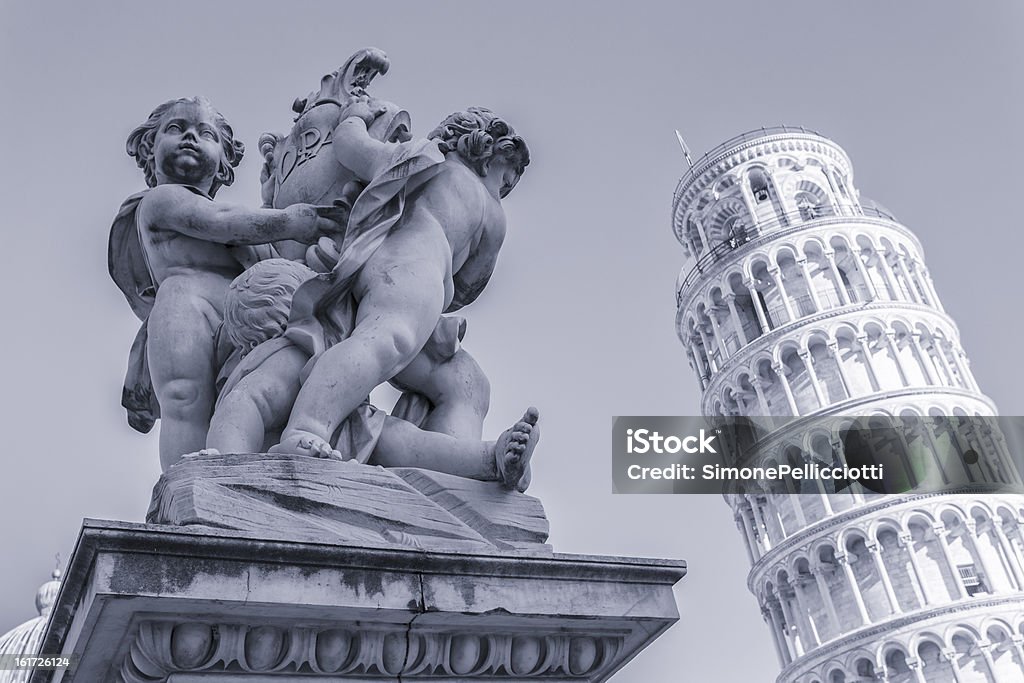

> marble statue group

[{"left": 108, "top": 48, "right": 538, "bottom": 492}]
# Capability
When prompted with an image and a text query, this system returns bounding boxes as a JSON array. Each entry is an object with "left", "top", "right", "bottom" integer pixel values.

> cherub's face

[
  {"left": 152, "top": 102, "right": 224, "bottom": 190},
  {"left": 491, "top": 156, "right": 523, "bottom": 198}
]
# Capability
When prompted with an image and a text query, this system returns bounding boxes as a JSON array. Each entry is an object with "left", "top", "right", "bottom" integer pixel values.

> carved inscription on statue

[{"left": 278, "top": 126, "right": 333, "bottom": 184}]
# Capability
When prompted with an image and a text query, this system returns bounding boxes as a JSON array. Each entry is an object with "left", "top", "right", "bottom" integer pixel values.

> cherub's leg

[
  {"left": 392, "top": 347, "right": 490, "bottom": 440},
  {"left": 146, "top": 281, "right": 223, "bottom": 471},
  {"left": 276, "top": 259, "right": 446, "bottom": 456},
  {"left": 206, "top": 343, "right": 308, "bottom": 454},
  {"left": 371, "top": 408, "right": 539, "bottom": 492}
]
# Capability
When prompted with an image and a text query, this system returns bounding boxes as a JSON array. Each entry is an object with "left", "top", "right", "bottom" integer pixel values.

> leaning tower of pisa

[{"left": 672, "top": 127, "right": 1024, "bottom": 682}]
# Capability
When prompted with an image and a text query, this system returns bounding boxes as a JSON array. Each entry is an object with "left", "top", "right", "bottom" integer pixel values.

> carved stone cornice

[{"left": 119, "top": 621, "right": 626, "bottom": 681}]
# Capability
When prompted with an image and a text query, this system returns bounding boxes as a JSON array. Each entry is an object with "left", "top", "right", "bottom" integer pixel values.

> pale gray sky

[{"left": 1, "top": 1, "right": 1022, "bottom": 680}]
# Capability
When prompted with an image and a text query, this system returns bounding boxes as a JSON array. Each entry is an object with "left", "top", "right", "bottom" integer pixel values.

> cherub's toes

[
  {"left": 512, "top": 432, "right": 528, "bottom": 443},
  {"left": 515, "top": 421, "right": 533, "bottom": 433}
]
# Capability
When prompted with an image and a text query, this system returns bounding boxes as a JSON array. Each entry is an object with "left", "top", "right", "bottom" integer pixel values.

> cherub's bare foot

[
  {"left": 182, "top": 448, "right": 220, "bottom": 458},
  {"left": 494, "top": 407, "right": 540, "bottom": 492},
  {"left": 270, "top": 432, "right": 343, "bottom": 459}
]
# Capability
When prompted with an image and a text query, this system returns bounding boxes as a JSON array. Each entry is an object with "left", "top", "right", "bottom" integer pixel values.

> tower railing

[{"left": 675, "top": 206, "right": 900, "bottom": 302}]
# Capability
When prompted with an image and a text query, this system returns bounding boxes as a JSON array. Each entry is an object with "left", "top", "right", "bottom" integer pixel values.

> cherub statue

[
  {"left": 108, "top": 96, "right": 347, "bottom": 470},
  {"left": 264, "top": 101, "right": 530, "bottom": 466},
  {"left": 208, "top": 259, "right": 537, "bottom": 490}
]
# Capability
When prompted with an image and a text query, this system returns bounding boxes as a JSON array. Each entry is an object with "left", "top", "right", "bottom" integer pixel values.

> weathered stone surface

[
  {"left": 35, "top": 520, "right": 685, "bottom": 682},
  {"left": 147, "top": 453, "right": 549, "bottom": 553},
  {"left": 393, "top": 468, "right": 549, "bottom": 547}
]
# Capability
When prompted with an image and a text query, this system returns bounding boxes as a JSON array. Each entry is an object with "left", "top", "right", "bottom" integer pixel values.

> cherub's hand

[
  {"left": 306, "top": 236, "right": 342, "bottom": 273},
  {"left": 313, "top": 200, "right": 351, "bottom": 235},
  {"left": 340, "top": 95, "right": 388, "bottom": 126}
]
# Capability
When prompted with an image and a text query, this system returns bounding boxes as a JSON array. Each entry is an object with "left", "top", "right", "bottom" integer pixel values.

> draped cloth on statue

[
  {"left": 283, "top": 136, "right": 446, "bottom": 361},
  {"left": 108, "top": 189, "right": 160, "bottom": 433},
  {"left": 217, "top": 138, "right": 446, "bottom": 461}
]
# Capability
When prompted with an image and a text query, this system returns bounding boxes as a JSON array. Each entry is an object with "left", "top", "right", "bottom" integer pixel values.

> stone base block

[
  {"left": 35, "top": 520, "right": 685, "bottom": 682},
  {"left": 146, "top": 454, "right": 550, "bottom": 553}
]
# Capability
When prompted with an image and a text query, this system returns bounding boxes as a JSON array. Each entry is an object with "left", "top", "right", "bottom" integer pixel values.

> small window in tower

[
  {"left": 749, "top": 169, "right": 770, "bottom": 202},
  {"left": 958, "top": 564, "right": 988, "bottom": 596}
]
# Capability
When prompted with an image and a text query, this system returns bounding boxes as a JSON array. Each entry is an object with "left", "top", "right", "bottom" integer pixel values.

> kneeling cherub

[
  {"left": 109, "top": 96, "right": 347, "bottom": 470},
  {"left": 207, "top": 259, "right": 537, "bottom": 491}
]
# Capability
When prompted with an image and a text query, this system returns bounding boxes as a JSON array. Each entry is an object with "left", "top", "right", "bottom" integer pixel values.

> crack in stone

[{"left": 397, "top": 573, "right": 427, "bottom": 681}]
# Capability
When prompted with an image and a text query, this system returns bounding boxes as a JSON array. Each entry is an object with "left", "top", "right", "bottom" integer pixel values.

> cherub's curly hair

[
  {"left": 428, "top": 108, "right": 529, "bottom": 195},
  {"left": 126, "top": 96, "right": 245, "bottom": 197},
  {"left": 224, "top": 259, "right": 317, "bottom": 354}
]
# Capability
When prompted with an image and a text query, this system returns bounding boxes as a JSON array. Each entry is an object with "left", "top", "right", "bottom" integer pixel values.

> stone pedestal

[
  {"left": 35, "top": 520, "right": 683, "bottom": 682},
  {"left": 34, "top": 456, "right": 684, "bottom": 680}
]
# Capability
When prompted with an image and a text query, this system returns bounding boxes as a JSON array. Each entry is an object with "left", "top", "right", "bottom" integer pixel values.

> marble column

[
  {"left": 823, "top": 250, "right": 851, "bottom": 305},
  {"left": 812, "top": 565, "right": 842, "bottom": 636},
  {"left": 964, "top": 521, "right": 999, "bottom": 594},
  {"left": 750, "top": 376, "right": 771, "bottom": 416},
  {"left": 934, "top": 525, "right": 969, "bottom": 600},
  {"left": 951, "top": 346, "right": 980, "bottom": 392},
  {"left": 735, "top": 515, "right": 756, "bottom": 565},
  {"left": 775, "top": 590, "right": 805, "bottom": 657},
  {"left": 825, "top": 340, "right": 852, "bottom": 400},
  {"left": 848, "top": 247, "right": 877, "bottom": 301},
  {"left": 894, "top": 255, "right": 922, "bottom": 303},
  {"left": 867, "top": 541, "right": 901, "bottom": 614},
  {"left": 992, "top": 521, "right": 1024, "bottom": 590},
  {"left": 898, "top": 532, "right": 931, "bottom": 606},
  {"left": 799, "top": 349, "right": 827, "bottom": 407},
  {"left": 978, "top": 641, "right": 997, "bottom": 681},
  {"left": 942, "top": 649, "right": 965, "bottom": 683},
  {"left": 1011, "top": 636, "right": 1024, "bottom": 677},
  {"left": 875, "top": 248, "right": 901, "bottom": 300},
  {"left": 856, "top": 335, "right": 882, "bottom": 392},
  {"left": 737, "top": 503, "right": 761, "bottom": 562},
  {"left": 789, "top": 577, "right": 820, "bottom": 647},
  {"left": 724, "top": 293, "right": 751, "bottom": 344},
  {"left": 908, "top": 333, "right": 937, "bottom": 385},
  {"left": 762, "top": 603, "right": 790, "bottom": 667},
  {"left": 746, "top": 279, "right": 771, "bottom": 332},
  {"left": 696, "top": 324, "right": 717, "bottom": 373},
  {"left": 749, "top": 496, "right": 772, "bottom": 551},
  {"left": 931, "top": 341, "right": 958, "bottom": 387},
  {"left": 908, "top": 658, "right": 927, "bottom": 683},
  {"left": 773, "top": 362, "right": 800, "bottom": 416},
  {"left": 706, "top": 309, "right": 730, "bottom": 358},
  {"left": 797, "top": 258, "right": 823, "bottom": 310},
  {"left": 919, "top": 267, "right": 945, "bottom": 312},
  {"left": 884, "top": 331, "right": 910, "bottom": 387},
  {"left": 837, "top": 552, "right": 871, "bottom": 625},
  {"left": 768, "top": 266, "right": 796, "bottom": 322}
]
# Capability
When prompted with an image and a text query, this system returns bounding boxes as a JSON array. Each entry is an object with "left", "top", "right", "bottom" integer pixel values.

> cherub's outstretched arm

[
  {"left": 332, "top": 108, "right": 396, "bottom": 181},
  {"left": 139, "top": 184, "right": 345, "bottom": 245}
]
